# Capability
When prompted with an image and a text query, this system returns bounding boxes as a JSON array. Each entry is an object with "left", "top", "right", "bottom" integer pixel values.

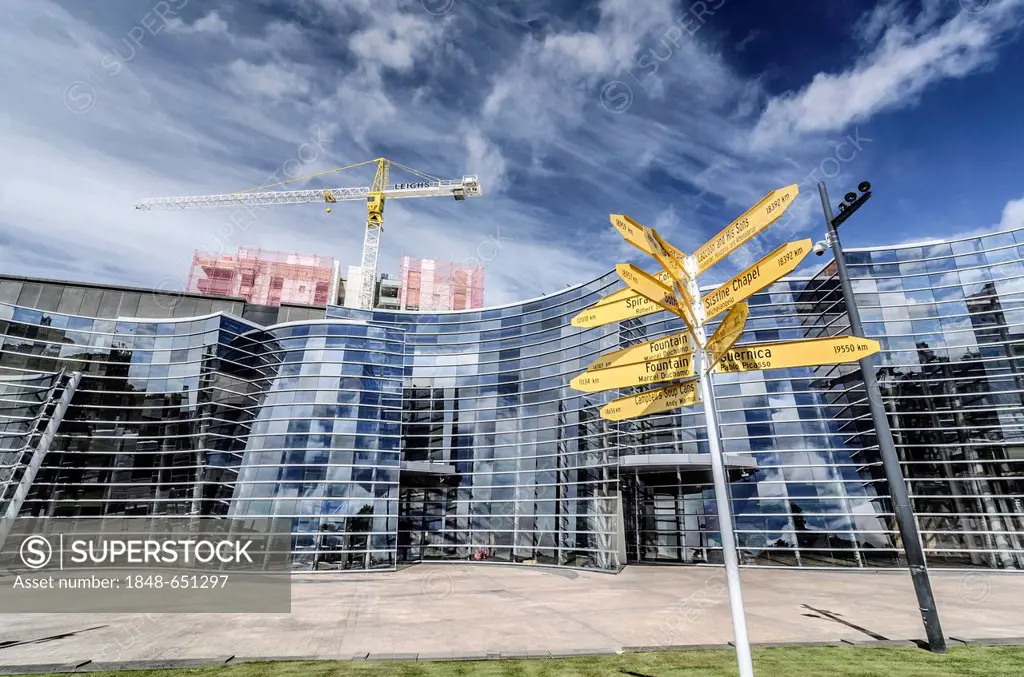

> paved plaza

[{"left": 1, "top": 565, "right": 1023, "bottom": 668}]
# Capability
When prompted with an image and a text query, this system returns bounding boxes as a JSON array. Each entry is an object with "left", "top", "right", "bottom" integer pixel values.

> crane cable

[{"left": 235, "top": 157, "right": 446, "bottom": 195}]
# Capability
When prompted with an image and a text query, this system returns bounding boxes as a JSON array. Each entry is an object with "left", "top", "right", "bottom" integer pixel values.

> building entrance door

[
  {"left": 397, "top": 481, "right": 456, "bottom": 563},
  {"left": 623, "top": 471, "right": 712, "bottom": 564}
]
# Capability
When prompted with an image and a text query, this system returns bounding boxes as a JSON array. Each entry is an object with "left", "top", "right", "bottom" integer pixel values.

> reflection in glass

[{"left": 1, "top": 224, "right": 1023, "bottom": 572}]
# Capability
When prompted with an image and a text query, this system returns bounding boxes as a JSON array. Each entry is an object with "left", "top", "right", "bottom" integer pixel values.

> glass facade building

[{"left": 1, "top": 225, "right": 1023, "bottom": 572}]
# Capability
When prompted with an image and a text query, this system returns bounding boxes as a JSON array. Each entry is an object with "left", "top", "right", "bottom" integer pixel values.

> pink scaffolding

[
  {"left": 187, "top": 247, "right": 336, "bottom": 307},
  {"left": 399, "top": 257, "right": 484, "bottom": 311}
]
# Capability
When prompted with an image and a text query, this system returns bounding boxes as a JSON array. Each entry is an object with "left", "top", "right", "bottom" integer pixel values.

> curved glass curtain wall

[
  {"left": 0, "top": 371, "right": 62, "bottom": 516},
  {"left": 835, "top": 230, "right": 1024, "bottom": 568},
  {"left": 0, "top": 305, "right": 269, "bottom": 518},
  {"left": 324, "top": 268, "right": 893, "bottom": 570},
  {"left": 0, "top": 224, "right": 1021, "bottom": 571},
  {"left": 229, "top": 321, "right": 405, "bottom": 571},
  {"left": 326, "top": 277, "right": 625, "bottom": 569}
]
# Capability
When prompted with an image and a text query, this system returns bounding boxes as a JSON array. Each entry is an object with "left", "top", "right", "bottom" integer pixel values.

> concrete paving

[{"left": 0, "top": 564, "right": 1022, "bottom": 668}]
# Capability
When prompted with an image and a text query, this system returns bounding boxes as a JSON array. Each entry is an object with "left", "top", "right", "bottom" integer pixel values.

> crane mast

[
  {"left": 135, "top": 158, "right": 483, "bottom": 310},
  {"left": 360, "top": 158, "right": 388, "bottom": 311}
]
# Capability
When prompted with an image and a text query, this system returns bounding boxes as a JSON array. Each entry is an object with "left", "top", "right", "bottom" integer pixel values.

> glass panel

[
  {"left": 896, "top": 247, "right": 924, "bottom": 262},
  {"left": 951, "top": 238, "right": 983, "bottom": 255}
]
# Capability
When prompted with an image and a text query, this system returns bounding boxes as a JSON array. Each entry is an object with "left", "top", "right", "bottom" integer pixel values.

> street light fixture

[{"left": 815, "top": 180, "right": 947, "bottom": 654}]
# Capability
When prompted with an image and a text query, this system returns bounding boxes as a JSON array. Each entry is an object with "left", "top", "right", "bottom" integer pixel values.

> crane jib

[{"left": 134, "top": 182, "right": 479, "bottom": 210}]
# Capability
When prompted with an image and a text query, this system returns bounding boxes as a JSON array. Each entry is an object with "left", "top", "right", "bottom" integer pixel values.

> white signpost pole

[{"left": 680, "top": 263, "right": 755, "bottom": 677}]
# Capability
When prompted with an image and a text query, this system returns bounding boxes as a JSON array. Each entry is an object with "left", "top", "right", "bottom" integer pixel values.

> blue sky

[{"left": 2, "top": 0, "right": 1023, "bottom": 305}]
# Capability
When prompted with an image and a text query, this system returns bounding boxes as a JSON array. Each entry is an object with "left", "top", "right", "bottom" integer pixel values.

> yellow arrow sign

[
  {"left": 616, "top": 264, "right": 700, "bottom": 341},
  {"left": 593, "top": 268, "right": 696, "bottom": 313},
  {"left": 714, "top": 336, "right": 881, "bottom": 373},
  {"left": 600, "top": 378, "right": 700, "bottom": 422},
  {"left": 637, "top": 225, "right": 698, "bottom": 312},
  {"left": 571, "top": 294, "right": 662, "bottom": 328},
  {"left": 573, "top": 265, "right": 698, "bottom": 332},
  {"left": 643, "top": 227, "right": 689, "bottom": 284},
  {"left": 671, "top": 278, "right": 696, "bottom": 315},
  {"left": 701, "top": 239, "right": 812, "bottom": 321},
  {"left": 592, "top": 269, "right": 674, "bottom": 308},
  {"left": 571, "top": 353, "right": 695, "bottom": 392},
  {"left": 585, "top": 331, "right": 694, "bottom": 372},
  {"left": 693, "top": 184, "right": 799, "bottom": 274},
  {"left": 616, "top": 263, "right": 684, "bottom": 316},
  {"left": 611, "top": 214, "right": 687, "bottom": 262},
  {"left": 706, "top": 303, "right": 748, "bottom": 371}
]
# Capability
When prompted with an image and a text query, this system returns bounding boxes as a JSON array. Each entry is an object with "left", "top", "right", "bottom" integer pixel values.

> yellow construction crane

[{"left": 136, "top": 158, "right": 483, "bottom": 309}]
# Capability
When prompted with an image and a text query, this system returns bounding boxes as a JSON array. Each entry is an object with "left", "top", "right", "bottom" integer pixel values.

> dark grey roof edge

[{"left": 0, "top": 273, "right": 323, "bottom": 312}]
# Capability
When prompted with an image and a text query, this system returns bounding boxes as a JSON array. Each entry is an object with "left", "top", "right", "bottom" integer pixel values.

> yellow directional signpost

[
  {"left": 715, "top": 335, "right": 880, "bottom": 373},
  {"left": 576, "top": 229, "right": 689, "bottom": 324},
  {"left": 591, "top": 269, "right": 674, "bottom": 307},
  {"left": 701, "top": 239, "right": 811, "bottom": 321},
  {"left": 585, "top": 332, "right": 694, "bottom": 371},
  {"left": 644, "top": 227, "right": 688, "bottom": 284},
  {"left": 615, "top": 263, "right": 681, "bottom": 312},
  {"left": 566, "top": 183, "right": 898, "bottom": 677},
  {"left": 571, "top": 293, "right": 662, "bottom": 328},
  {"left": 644, "top": 226, "right": 702, "bottom": 330},
  {"left": 692, "top": 184, "right": 799, "bottom": 274},
  {"left": 611, "top": 214, "right": 686, "bottom": 262},
  {"left": 616, "top": 263, "right": 699, "bottom": 339},
  {"left": 570, "top": 354, "right": 694, "bottom": 392},
  {"left": 706, "top": 302, "right": 749, "bottom": 370},
  {"left": 600, "top": 379, "right": 700, "bottom": 422}
]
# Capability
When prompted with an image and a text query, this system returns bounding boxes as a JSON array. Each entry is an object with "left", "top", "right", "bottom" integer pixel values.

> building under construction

[
  {"left": 398, "top": 256, "right": 484, "bottom": 311},
  {"left": 187, "top": 247, "right": 340, "bottom": 307}
]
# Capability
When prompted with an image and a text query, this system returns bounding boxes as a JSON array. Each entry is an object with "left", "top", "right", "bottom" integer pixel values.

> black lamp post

[{"left": 815, "top": 180, "right": 947, "bottom": 654}]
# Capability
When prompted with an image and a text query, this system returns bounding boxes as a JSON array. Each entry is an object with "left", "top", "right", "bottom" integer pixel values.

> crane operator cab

[{"left": 366, "top": 194, "right": 385, "bottom": 227}]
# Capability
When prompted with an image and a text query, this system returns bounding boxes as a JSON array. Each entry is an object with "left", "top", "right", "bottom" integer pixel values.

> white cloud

[
  {"left": 348, "top": 13, "right": 446, "bottom": 73},
  {"left": 751, "top": 0, "right": 1024, "bottom": 149},
  {"left": 855, "top": 1, "right": 903, "bottom": 46},
  {"left": 480, "top": 0, "right": 686, "bottom": 143},
  {"left": 302, "top": 0, "right": 377, "bottom": 18},
  {"left": 854, "top": 0, "right": 949, "bottom": 47},
  {"left": 997, "top": 196, "right": 1024, "bottom": 231},
  {"left": 224, "top": 59, "right": 311, "bottom": 100},
  {"left": 462, "top": 125, "right": 507, "bottom": 192},
  {"left": 650, "top": 204, "right": 706, "bottom": 255},
  {"left": 317, "top": 68, "right": 397, "bottom": 148},
  {"left": 896, "top": 194, "right": 1024, "bottom": 247},
  {"left": 259, "top": 21, "right": 305, "bottom": 51},
  {"left": 166, "top": 11, "right": 229, "bottom": 36}
]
